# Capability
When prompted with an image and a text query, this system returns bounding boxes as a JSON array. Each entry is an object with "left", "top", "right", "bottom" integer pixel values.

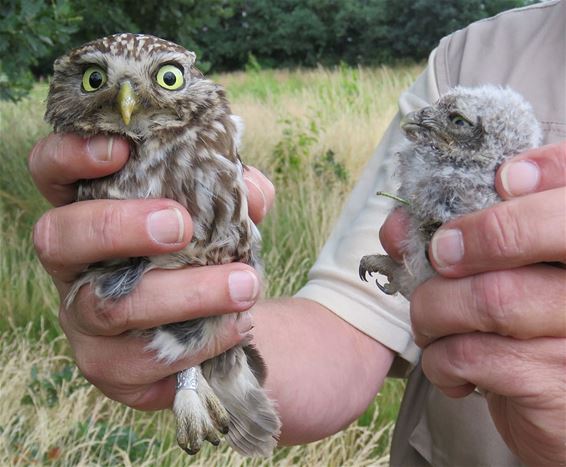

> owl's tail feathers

[
  {"left": 203, "top": 345, "right": 281, "bottom": 457},
  {"left": 64, "top": 258, "right": 152, "bottom": 308}
]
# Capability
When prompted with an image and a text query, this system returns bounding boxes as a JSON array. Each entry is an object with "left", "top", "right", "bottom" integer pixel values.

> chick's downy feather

[{"left": 360, "top": 85, "right": 542, "bottom": 298}]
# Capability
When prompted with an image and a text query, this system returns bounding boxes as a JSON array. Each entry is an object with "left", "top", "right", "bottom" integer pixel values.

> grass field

[{"left": 0, "top": 63, "right": 422, "bottom": 465}]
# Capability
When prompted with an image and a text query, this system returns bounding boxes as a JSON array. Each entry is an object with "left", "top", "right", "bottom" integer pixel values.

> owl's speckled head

[
  {"left": 401, "top": 85, "right": 542, "bottom": 166},
  {"left": 45, "top": 33, "right": 224, "bottom": 139}
]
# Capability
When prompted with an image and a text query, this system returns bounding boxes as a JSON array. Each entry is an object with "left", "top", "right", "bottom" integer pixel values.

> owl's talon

[
  {"left": 376, "top": 279, "right": 397, "bottom": 295},
  {"left": 182, "top": 446, "right": 199, "bottom": 456},
  {"left": 359, "top": 255, "right": 379, "bottom": 282},
  {"left": 359, "top": 254, "right": 388, "bottom": 283},
  {"left": 207, "top": 432, "right": 221, "bottom": 446}
]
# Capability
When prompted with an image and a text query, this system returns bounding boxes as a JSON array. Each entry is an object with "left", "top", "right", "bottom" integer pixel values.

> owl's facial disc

[
  {"left": 401, "top": 102, "right": 485, "bottom": 153},
  {"left": 117, "top": 81, "right": 138, "bottom": 126},
  {"left": 400, "top": 107, "right": 446, "bottom": 144}
]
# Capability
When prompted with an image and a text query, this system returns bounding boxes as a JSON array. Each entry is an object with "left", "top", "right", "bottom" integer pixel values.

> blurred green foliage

[
  {"left": 21, "top": 364, "right": 87, "bottom": 408},
  {"left": 1, "top": 0, "right": 537, "bottom": 100},
  {"left": 0, "top": 0, "right": 80, "bottom": 100}
]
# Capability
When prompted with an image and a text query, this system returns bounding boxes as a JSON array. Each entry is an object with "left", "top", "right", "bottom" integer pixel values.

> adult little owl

[{"left": 45, "top": 33, "right": 280, "bottom": 456}]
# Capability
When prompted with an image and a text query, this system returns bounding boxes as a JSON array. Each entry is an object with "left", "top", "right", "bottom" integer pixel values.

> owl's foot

[
  {"left": 359, "top": 254, "right": 401, "bottom": 295},
  {"left": 174, "top": 367, "right": 230, "bottom": 455}
]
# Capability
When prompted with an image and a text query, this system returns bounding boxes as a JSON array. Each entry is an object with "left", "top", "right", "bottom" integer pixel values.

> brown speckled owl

[{"left": 45, "top": 33, "right": 280, "bottom": 456}]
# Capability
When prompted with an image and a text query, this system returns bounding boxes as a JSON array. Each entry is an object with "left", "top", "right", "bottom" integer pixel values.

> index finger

[
  {"left": 379, "top": 207, "right": 410, "bottom": 262},
  {"left": 429, "top": 187, "right": 566, "bottom": 277},
  {"left": 28, "top": 133, "right": 130, "bottom": 206}
]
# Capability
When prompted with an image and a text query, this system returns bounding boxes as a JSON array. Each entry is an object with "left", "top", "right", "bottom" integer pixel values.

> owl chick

[
  {"left": 45, "top": 33, "right": 280, "bottom": 456},
  {"left": 359, "top": 86, "right": 542, "bottom": 298}
]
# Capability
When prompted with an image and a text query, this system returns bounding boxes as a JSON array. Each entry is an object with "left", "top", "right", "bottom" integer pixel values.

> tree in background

[
  {"left": 0, "top": 0, "right": 537, "bottom": 101},
  {"left": 0, "top": 0, "right": 232, "bottom": 100},
  {"left": 0, "top": 0, "right": 79, "bottom": 100},
  {"left": 198, "top": 0, "right": 537, "bottom": 69}
]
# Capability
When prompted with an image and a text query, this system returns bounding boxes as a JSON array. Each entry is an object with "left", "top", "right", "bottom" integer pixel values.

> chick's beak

[
  {"left": 117, "top": 81, "right": 137, "bottom": 126},
  {"left": 400, "top": 110, "right": 420, "bottom": 130}
]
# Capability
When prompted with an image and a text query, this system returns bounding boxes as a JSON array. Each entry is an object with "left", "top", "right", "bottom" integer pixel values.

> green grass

[{"left": 0, "top": 64, "right": 422, "bottom": 465}]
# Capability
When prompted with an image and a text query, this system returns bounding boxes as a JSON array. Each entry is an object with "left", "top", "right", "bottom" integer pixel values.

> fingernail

[
  {"left": 229, "top": 270, "right": 259, "bottom": 304},
  {"left": 147, "top": 208, "right": 184, "bottom": 244},
  {"left": 244, "top": 176, "right": 267, "bottom": 217},
  {"left": 87, "top": 136, "right": 114, "bottom": 162},
  {"left": 431, "top": 229, "right": 464, "bottom": 268},
  {"left": 500, "top": 160, "right": 540, "bottom": 197},
  {"left": 235, "top": 311, "right": 253, "bottom": 334}
]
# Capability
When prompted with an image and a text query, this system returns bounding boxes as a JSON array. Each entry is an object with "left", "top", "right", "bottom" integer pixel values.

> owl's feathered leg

[
  {"left": 65, "top": 258, "right": 152, "bottom": 307},
  {"left": 174, "top": 366, "right": 230, "bottom": 454},
  {"left": 203, "top": 345, "right": 281, "bottom": 456},
  {"left": 149, "top": 318, "right": 280, "bottom": 456}
]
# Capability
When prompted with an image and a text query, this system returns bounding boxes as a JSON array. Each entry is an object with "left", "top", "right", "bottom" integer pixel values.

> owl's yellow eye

[
  {"left": 156, "top": 64, "right": 184, "bottom": 90},
  {"left": 82, "top": 66, "right": 107, "bottom": 92}
]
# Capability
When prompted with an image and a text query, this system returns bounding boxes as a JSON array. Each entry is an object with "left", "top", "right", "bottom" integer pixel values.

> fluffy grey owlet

[
  {"left": 45, "top": 33, "right": 280, "bottom": 456},
  {"left": 359, "top": 86, "right": 542, "bottom": 298}
]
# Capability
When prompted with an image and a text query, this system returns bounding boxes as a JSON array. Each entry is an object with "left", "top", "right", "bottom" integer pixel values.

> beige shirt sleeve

[{"left": 295, "top": 51, "right": 440, "bottom": 366}]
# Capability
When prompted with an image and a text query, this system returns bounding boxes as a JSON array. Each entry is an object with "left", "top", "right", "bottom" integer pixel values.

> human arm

[
  {"left": 252, "top": 298, "right": 393, "bottom": 445},
  {"left": 380, "top": 141, "right": 566, "bottom": 465}
]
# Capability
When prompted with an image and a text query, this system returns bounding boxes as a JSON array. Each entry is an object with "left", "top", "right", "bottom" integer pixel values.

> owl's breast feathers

[{"left": 77, "top": 112, "right": 254, "bottom": 267}]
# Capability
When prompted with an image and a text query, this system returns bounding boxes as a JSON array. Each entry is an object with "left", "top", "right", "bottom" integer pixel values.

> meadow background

[
  {"left": 0, "top": 63, "right": 421, "bottom": 466},
  {"left": 0, "top": 0, "right": 539, "bottom": 465}
]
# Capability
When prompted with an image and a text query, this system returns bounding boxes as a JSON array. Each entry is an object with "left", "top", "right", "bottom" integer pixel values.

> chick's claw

[
  {"left": 359, "top": 254, "right": 389, "bottom": 280},
  {"left": 359, "top": 254, "right": 401, "bottom": 295},
  {"left": 376, "top": 278, "right": 398, "bottom": 295}
]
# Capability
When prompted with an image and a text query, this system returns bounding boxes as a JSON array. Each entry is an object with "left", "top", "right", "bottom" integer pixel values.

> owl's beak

[
  {"left": 400, "top": 111, "right": 420, "bottom": 130},
  {"left": 117, "top": 81, "right": 137, "bottom": 126}
]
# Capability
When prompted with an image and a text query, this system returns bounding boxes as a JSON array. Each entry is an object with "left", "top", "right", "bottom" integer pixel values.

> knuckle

[
  {"left": 444, "top": 336, "right": 479, "bottom": 374},
  {"left": 93, "top": 204, "right": 127, "bottom": 252},
  {"left": 471, "top": 273, "right": 514, "bottom": 335},
  {"left": 82, "top": 295, "right": 132, "bottom": 336},
  {"left": 481, "top": 205, "right": 525, "bottom": 260},
  {"left": 209, "top": 320, "right": 243, "bottom": 356},
  {"left": 66, "top": 285, "right": 133, "bottom": 337}
]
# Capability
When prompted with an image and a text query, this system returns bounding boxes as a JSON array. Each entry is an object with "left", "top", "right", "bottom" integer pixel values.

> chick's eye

[
  {"left": 449, "top": 113, "right": 473, "bottom": 127},
  {"left": 82, "top": 66, "right": 107, "bottom": 92},
  {"left": 156, "top": 65, "right": 184, "bottom": 90}
]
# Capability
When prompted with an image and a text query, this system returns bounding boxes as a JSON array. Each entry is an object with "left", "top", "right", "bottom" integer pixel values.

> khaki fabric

[
  {"left": 296, "top": 0, "right": 565, "bottom": 465},
  {"left": 294, "top": 53, "right": 440, "bottom": 367},
  {"left": 392, "top": 2, "right": 565, "bottom": 466},
  {"left": 435, "top": 0, "right": 566, "bottom": 145}
]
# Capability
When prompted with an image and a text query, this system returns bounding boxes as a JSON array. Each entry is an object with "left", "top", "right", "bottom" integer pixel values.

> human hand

[
  {"left": 28, "top": 133, "right": 275, "bottom": 410},
  {"left": 380, "top": 142, "right": 566, "bottom": 465}
]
